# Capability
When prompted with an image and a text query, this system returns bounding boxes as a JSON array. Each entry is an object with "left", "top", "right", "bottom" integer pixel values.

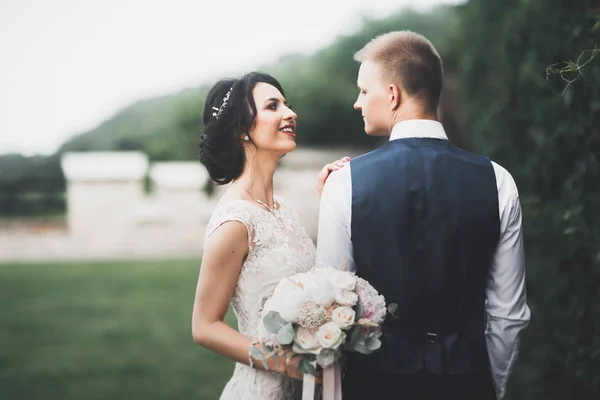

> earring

[{"left": 243, "top": 135, "right": 250, "bottom": 141}]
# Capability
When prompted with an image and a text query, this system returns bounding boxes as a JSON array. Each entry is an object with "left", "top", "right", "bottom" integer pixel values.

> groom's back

[{"left": 350, "top": 137, "right": 500, "bottom": 375}]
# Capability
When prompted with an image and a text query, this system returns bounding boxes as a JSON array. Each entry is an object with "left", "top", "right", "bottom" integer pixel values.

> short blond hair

[{"left": 355, "top": 31, "right": 443, "bottom": 113}]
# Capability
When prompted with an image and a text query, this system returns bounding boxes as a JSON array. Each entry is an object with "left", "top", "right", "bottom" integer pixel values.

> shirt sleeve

[
  {"left": 315, "top": 163, "right": 355, "bottom": 272},
  {"left": 486, "top": 163, "right": 531, "bottom": 399}
]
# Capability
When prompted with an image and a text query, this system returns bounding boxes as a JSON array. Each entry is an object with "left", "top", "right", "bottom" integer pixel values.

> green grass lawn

[{"left": 0, "top": 259, "right": 236, "bottom": 400}]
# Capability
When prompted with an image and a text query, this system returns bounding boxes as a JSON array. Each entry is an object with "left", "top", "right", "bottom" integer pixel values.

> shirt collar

[{"left": 389, "top": 119, "right": 448, "bottom": 142}]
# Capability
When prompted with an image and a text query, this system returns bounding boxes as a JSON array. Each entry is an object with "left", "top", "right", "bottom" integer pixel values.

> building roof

[{"left": 149, "top": 162, "right": 208, "bottom": 189}]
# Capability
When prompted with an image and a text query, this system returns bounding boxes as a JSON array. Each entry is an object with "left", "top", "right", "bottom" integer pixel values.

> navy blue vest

[{"left": 348, "top": 138, "right": 500, "bottom": 375}]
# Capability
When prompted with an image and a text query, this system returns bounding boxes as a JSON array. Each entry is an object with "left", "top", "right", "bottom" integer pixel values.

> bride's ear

[
  {"left": 242, "top": 134, "right": 250, "bottom": 142},
  {"left": 389, "top": 84, "right": 401, "bottom": 111}
]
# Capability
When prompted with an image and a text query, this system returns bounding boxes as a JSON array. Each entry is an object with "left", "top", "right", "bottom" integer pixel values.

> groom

[{"left": 316, "top": 31, "right": 530, "bottom": 400}]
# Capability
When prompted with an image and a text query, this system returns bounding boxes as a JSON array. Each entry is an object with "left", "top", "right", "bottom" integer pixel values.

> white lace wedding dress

[{"left": 206, "top": 196, "right": 316, "bottom": 400}]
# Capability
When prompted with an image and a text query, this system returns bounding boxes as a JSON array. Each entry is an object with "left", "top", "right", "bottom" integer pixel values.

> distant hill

[{"left": 58, "top": 86, "right": 209, "bottom": 161}]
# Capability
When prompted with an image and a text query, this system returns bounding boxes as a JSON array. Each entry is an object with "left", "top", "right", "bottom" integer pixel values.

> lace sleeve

[{"left": 206, "top": 200, "right": 255, "bottom": 252}]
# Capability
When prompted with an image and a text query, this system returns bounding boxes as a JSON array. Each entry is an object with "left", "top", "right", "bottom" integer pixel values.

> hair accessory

[{"left": 212, "top": 85, "right": 234, "bottom": 119}]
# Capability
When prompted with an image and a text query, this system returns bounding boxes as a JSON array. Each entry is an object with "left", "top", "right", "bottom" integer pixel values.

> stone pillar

[{"left": 60, "top": 152, "right": 149, "bottom": 251}]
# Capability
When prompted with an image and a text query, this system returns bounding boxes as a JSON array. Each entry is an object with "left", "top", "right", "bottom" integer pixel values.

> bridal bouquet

[{"left": 252, "top": 267, "right": 387, "bottom": 375}]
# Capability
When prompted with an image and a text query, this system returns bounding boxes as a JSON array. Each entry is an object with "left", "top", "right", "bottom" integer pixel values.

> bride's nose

[{"left": 284, "top": 106, "right": 297, "bottom": 121}]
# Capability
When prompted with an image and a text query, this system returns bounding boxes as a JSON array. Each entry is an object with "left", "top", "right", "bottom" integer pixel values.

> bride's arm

[
  {"left": 192, "top": 220, "right": 252, "bottom": 363},
  {"left": 191, "top": 220, "right": 304, "bottom": 379}
]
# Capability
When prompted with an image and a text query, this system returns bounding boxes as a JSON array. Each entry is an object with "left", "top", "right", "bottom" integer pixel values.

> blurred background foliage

[
  {"left": 1, "top": 0, "right": 599, "bottom": 398},
  {"left": 458, "top": 0, "right": 600, "bottom": 398}
]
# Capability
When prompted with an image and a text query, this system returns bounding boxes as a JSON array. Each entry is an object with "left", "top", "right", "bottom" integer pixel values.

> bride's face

[{"left": 246, "top": 83, "right": 297, "bottom": 155}]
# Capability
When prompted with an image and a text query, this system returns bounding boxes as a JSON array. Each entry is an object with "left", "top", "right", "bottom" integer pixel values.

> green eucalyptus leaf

[
  {"left": 250, "top": 346, "right": 269, "bottom": 370},
  {"left": 350, "top": 330, "right": 370, "bottom": 354},
  {"left": 349, "top": 327, "right": 364, "bottom": 348},
  {"left": 355, "top": 298, "right": 364, "bottom": 319},
  {"left": 387, "top": 303, "right": 400, "bottom": 319},
  {"left": 271, "top": 352, "right": 280, "bottom": 370},
  {"left": 365, "top": 337, "right": 382, "bottom": 352},
  {"left": 317, "top": 348, "right": 337, "bottom": 367},
  {"left": 263, "top": 311, "right": 286, "bottom": 334},
  {"left": 299, "top": 357, "right": 317, "bottom": 376},
  {"left": 353, "top": 341, "right": 370, "bottom": 355},
  {"left": 277, "top": 322, "right": 295, "bottom": 345}
]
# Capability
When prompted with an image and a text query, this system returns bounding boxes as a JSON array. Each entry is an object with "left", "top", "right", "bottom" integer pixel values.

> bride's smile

[{"left": 246, "top": 82, "right": 297, "bottom": 155}]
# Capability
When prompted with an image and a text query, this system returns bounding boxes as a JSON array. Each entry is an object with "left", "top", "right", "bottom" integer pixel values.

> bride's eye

[{"left": 267, "top": 102, "right": 277, "bottom": 110}]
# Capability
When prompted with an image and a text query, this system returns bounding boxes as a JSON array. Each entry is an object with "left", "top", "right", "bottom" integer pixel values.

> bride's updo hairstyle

[{"left": 199, "top": 72, "right": 286, "bottom": 185}]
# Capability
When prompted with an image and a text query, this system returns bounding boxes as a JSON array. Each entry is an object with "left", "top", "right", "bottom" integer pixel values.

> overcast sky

[{"left": 0, "top": 0, "right": 462, "bottom": 155}]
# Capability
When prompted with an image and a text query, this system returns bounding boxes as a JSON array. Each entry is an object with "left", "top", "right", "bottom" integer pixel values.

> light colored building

[{"left": 0, "top": 148, "right": 362, "bottom": 262}]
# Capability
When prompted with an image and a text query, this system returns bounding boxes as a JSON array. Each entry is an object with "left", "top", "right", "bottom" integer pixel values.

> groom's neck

[
  {"left": 391, "top": 112, "right": 438, "bottom": 130},
  {"left": 390, "top": 102, "right": 438, "bottom": 130}
]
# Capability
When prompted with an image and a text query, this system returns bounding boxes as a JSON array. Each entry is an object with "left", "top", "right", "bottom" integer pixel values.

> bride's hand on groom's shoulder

[{"left": 316, "top": 157, "right": 350, "bottom": 198}]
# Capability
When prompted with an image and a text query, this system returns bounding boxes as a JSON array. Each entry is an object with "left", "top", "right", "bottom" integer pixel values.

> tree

[{"left": 458, "top": 0, "right": 600, "bottom": 397}]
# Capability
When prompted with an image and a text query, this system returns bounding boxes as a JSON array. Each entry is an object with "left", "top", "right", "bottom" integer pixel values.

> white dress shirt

[{"left": 316, "top": 119, "right": 531, "bottom": 399}]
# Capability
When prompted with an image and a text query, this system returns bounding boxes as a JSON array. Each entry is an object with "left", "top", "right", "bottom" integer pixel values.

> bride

[{"left": 191, "top": 72, "right": 348, "bottom": 399}]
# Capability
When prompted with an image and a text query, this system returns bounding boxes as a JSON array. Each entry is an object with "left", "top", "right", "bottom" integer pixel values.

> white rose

[
  {"left": 304, "top": 275, "right": 335, "bottom": 307},
  {"left": 334, "top": 288, "right": 358, "bottom": 306},
  {"left": 278, "top": 296, "right": 305, "bottom": 322},
  {"left": 293, "top": 327, "right": 321, "bottom": 354},
  {"left": 271, "top": 278, "right": 301, "bottom": 303},
  {"left": 330, "top": 270, "right": 357, "bottom": 291},
  {"left": 331, "top": 306, "right": 356, "bottom": 330},
  {"left": 316, "top": 322, "right": 345, "bottom": 349},
  {"left": 271, "top": 278, "right": 306, "bottom": 321}
]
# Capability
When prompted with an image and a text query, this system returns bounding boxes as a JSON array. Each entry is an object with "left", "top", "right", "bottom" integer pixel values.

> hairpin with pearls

[{"left": 212, "top": 85, "right": 234, "bottom": 120}]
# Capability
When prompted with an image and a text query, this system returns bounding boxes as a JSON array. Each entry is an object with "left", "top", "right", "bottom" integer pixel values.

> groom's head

[{"left": 353, "top": 31, "right": 443, "bottom": 136}]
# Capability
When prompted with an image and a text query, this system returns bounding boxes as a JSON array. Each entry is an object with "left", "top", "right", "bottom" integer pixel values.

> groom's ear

[{"left": 389, "top": 84, "right": 401, "bottom": 111}]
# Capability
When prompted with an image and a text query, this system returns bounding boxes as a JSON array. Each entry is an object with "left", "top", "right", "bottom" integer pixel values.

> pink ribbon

[{"left": 302, "top": 363, "right": 342, "bottom": 400}]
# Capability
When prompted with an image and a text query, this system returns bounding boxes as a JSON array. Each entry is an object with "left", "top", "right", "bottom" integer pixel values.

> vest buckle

[{"left": 426, "top": 332, "right": 438, "bottom": 343}]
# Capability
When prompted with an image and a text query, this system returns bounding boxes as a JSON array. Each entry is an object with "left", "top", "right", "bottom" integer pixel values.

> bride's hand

[
  {"left": 316, "top": 156, "right": 350, "bottom": 198},
  {"left": 280, "top": 353, "right": 322, "bottom": 384},
  {"left": 260, "top": 347, "right": 322, "bottom": 383}
]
